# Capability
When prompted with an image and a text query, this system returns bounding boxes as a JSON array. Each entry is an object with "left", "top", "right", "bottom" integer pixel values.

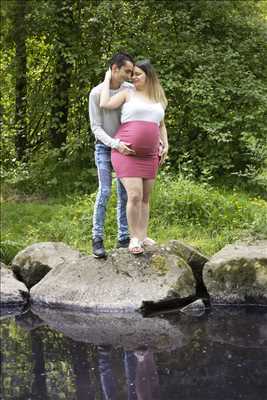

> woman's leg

[
  {"left": 120, "top": 177, "right": 143, "bottom": 239},
  {"left": 139, "top": 179, "right": 155, "bottom": 241}
]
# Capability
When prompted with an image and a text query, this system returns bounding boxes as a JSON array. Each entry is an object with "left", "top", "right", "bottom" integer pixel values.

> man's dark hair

[{"left": 109, "top": 52, "right": 134, "bottom": 68}]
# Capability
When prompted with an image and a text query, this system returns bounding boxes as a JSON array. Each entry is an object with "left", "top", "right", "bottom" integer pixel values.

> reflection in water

[
  {"left": 98, "top": 345, "right": 117, "bottom": 399},
  {"left": 97, "top": 346, "right": 160, "bottom": 400},
  {"left": 30, "top": 330, "right": 48, "bottom": 399},
  {"left": 1, "top": 307, "right": 267, "bottom": 399},
  {"left": 68, "top": 339, "right": 95, "bottom": 400},
  {"left": 134, "top": 350, "right": 160, "bottom": 400}
]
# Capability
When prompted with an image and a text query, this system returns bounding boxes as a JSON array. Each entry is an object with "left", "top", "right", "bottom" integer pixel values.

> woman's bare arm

[{"left": 159, "top": 119, "right": 168, "bottom": 164}]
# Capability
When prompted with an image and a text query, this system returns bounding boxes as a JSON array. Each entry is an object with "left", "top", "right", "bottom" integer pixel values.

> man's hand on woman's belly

[{"left": 117, "top": 141, "right": 136, "bottom": 155}]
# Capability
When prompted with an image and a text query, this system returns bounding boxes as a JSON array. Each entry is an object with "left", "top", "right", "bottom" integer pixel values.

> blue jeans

[{"left": 92, "top": 144, "right": 128, "bottom": 241}]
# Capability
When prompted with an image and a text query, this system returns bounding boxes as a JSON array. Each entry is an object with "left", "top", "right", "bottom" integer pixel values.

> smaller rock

[
  {"left": 0, "top": 262, "right": 28, "bottom": 306},
  {"left": 167, "top": 240, "right": 209, "bottom": 269},
  {"left": 203, "top": 241, "right": 267, "bottom": 305},
  {"left": 180, "top": 299, "right": 206, "bottom": 317},
  {"left": 12, "top": 242, "right": 82, "bottom": 288}
]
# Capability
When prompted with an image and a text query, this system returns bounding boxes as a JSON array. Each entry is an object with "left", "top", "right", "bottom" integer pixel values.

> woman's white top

[{"left": 121, "top": 94, "right": 165, "bottom": 126}]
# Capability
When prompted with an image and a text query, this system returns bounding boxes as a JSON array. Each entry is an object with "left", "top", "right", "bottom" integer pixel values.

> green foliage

[
  {"left": 150, "top": 173, "right": 267, "bottom": 250},
  {"left": 1, "top": 0, "right": 267, "bottom": 194},
  {"left": 0, "top": 240, "right": 22, "bottom": 265},
  {"left": 147, "top": 0, "right": 267, "bottom": 180},
  {"left": 0, "top": 319, "right": 33, "bottom": 398},
  {"left": 0, "top": 319, "right": 80, "bottom": 399},
  {"left": 1, "top": 175, "right": 266, "bottom": 264},
  {"left": 1, "top": 144, "right": 97, "bottom": 197}
]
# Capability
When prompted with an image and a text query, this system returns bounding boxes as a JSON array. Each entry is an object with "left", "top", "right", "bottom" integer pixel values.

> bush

[{"left": 1, "top": 147, "right": 98, "bottom": 197}]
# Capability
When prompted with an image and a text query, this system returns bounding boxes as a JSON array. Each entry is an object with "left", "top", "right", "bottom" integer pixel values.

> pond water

[{"left": 1, "top": 305, "right": 267, "bottom": 400}]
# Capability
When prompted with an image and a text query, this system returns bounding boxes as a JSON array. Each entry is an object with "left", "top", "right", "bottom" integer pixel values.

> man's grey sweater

[{"left": 89, "top": 81, "right": 133, "bottom": 148}]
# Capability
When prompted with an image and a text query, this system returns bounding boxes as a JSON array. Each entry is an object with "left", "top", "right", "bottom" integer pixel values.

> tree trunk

[
  {"left": 49, "top": 55, "right": 71, "bottom": 148},
  {"left": 14, "top": 0, "right": 27, "bottom": 160},
  {"left": 49, "top": 0, "right": 73, "bottom": 148}
]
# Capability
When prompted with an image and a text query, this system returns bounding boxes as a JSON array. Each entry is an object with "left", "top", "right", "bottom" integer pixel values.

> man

[{"left": 89, "top": 52, "right": 135, "bottom": 258}]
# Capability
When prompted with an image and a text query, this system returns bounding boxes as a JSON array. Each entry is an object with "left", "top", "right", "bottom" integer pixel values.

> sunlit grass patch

[{"left": 1, "top": 176, "right": 266, "bottom": 264}]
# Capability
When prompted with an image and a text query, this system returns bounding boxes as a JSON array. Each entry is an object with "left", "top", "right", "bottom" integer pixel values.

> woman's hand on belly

[{"left": 116, "top": 121, "right": 160, "bottom": 156}]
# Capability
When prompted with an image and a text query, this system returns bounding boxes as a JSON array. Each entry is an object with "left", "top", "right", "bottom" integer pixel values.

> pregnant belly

[{"left": 115, "top": 121, "right": 160, "bottom": 157}]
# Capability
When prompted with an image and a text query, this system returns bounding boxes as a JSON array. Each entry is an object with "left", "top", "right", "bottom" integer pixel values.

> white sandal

[
  {"left": 128, "top": 237, "right": 144, "bottom": 254},
  {"left": 142, "top": 237, "right": 156, "bottom": 246}
]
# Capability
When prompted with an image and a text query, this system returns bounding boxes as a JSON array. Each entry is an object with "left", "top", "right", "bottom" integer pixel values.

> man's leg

[
  {"left": 116, "top": 178, "right": 129, "bottom": 246},
  {"left": 92, "top": 145, "right": 112, "bottom": 257},
  {"left": 124, "top": 351, "right": 138, "bottom": 400},
  {"left": 97, "top": 345, "right": 117, "bottom": 400}
]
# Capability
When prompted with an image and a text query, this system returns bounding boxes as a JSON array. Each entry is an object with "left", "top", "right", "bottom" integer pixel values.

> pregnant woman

[{"left": 100, "top": 60, "right": 168, "bottom": 254}]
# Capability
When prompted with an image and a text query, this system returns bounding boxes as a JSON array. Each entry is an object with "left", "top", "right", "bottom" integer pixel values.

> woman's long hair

[{"left": 135, "top": 60, "right": 168, "bottom": 109}]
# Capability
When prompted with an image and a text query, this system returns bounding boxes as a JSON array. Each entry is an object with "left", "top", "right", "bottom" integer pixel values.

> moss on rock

[
  {"left": 170, "top": 258, "right": 196, "bottom": 297},
  {"left": 213, "top": 261, "right": 256, "bottom": 289},
  {"left": 150, "top": 254, "right": 169, "bottom": 276}
]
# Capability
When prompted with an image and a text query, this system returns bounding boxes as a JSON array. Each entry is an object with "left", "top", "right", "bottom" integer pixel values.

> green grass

[
  {"left": 150, "top": 175, "right": 267, "bottom": 254},
  {"left": 1, "top": 175, "right": 267, "bottom": 264}
]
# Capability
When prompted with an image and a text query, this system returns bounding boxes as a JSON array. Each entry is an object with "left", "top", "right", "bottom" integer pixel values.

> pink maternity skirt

[{"left": 111, "top": 121, "right": 160, "bottom": 179}]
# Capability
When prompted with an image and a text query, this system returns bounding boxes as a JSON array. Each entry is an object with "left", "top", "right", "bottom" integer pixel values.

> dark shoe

[
  {"left": 92, "top": 239, "right": 107, "bottom": 258},
  {"left": 117, "top": 237, "right": 130, "bottom": 248}
]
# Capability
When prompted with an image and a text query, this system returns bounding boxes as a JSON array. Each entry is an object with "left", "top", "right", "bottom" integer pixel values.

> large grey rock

[
  {"left": 32, "top": 306, "right": 192, "bottom": 352},
  {"left": 0, "top": 262, "right": 28, "bottom": 307},
  {"left": 203, "top": 241, "right": 267, "bottom": 304},
  {"left": 166, "top": 240, "right": 209, "bottom": 293},
  {"left": 30, "top": 244, "right": 196, "bottom": 311},
  {"left": 12, "top": 242, "right": 82, "bottom": 288}
]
